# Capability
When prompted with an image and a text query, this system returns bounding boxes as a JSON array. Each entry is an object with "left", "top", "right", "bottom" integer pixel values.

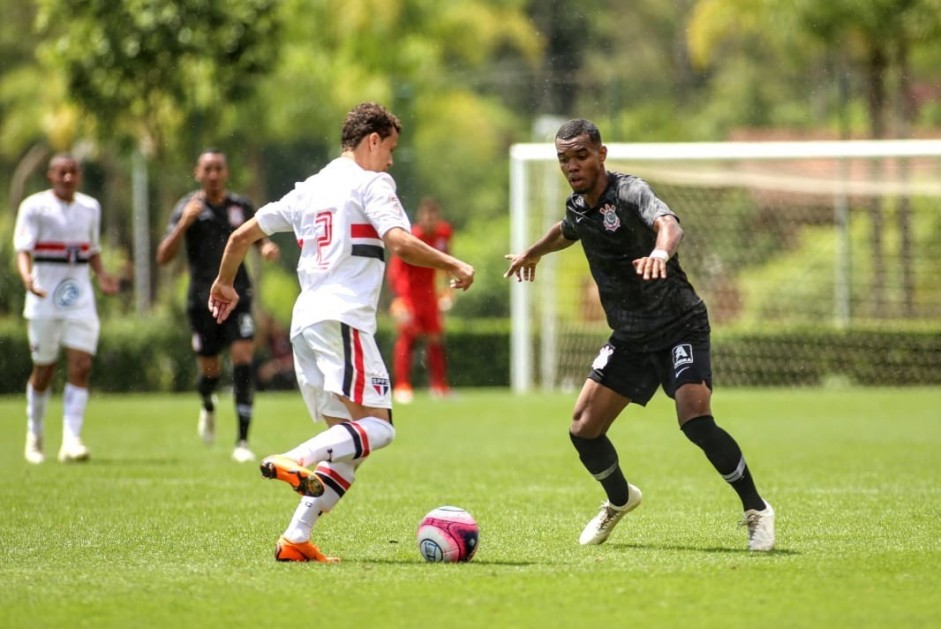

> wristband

[{"left": 649, "top": 249, "right": 669, "bottom": 261}]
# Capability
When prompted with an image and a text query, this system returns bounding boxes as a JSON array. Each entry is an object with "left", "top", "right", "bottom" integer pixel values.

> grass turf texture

[{"left": 1, "top": 388, "right": 939, "bottom": 628}]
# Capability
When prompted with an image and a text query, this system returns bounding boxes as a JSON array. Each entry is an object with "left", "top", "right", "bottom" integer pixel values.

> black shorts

[
  {"left": 188, "top": 300, "right": 254, "bottom": 357},
  {"left": 587, "top": 327, "right": 712, "bottom": 406}
]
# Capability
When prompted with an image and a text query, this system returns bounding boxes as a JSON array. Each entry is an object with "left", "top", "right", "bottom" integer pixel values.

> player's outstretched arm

[
  {"left": 632, "top": 215, "right": 684, "bottom": 281},
  {"left": 504, "top": 222, "right": 574, "bottom": 283},
  {"left": 383, "top": 227, "right": 475, "bottom": 291},
  {"left": 209, "top": 218, "right": 267, "bottom": 322}
]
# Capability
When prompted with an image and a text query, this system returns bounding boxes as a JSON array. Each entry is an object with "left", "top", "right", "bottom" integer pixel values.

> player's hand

[
  {"left": 180, "top": 194, "right": 204, "bottom": 226},
  {"left": 504, "top": 253, "right": 541, "bottom": 282},
  {"left": 632, "top": 254, "right": 668, "bottom": 280},
  {"left": 25, "top": 278, "right": 47, "bottom": 298},
  {"left": 97, "top": 272, "right": 120, "bottom": 295},
  {"left": 259, "top": 240, "right": 280, "bottom": 262},
  {"left": 448, "top": 262, "right": 475, "bottom": 291},
  {"left": 208, "top": 280, "right": 240, "bottom": 323}
]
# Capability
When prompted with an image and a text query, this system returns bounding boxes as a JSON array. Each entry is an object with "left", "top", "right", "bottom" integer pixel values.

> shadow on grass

[
  {"left": 609, "top": 542, "right": 799, "bottom": 556},
  {"left": 77, "top": 457, "right": 184, "bottom": 466},
  {"left": 344, "top": 558, "right": 539, "bottom": 566}
]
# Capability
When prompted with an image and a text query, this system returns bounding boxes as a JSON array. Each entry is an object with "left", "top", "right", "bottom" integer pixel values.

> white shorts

[
  {"left": 292, "top": 320, "right": 392, "bottom": 423},
  {"left": 28, "top": 317, "right": 100, "bottom": 364}
]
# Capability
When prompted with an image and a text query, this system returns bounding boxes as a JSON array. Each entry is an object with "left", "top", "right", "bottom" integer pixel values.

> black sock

[
  {"left": 570, "top": 432, "right": 630, "bottom": 507},
  {"left": 233, "top": 364, "right": 254, "bottom": 442},
  {"left": 197, "top": 375, "right": 220, "bottom": 411},
  {"left": 681, "top": 415, "right": 765, "bottom": 511}
]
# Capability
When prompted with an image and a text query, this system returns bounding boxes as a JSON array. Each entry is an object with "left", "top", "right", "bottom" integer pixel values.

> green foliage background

[{"left": 3, "top": 0, "right": 941, "bottom": 387}]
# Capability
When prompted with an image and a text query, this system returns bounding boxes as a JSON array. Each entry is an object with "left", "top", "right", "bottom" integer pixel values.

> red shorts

[{"left": 401, "top": 300, "right": 442, "bottom": 335}]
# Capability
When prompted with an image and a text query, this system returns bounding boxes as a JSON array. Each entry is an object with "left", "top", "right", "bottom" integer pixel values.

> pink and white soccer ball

[{"left": 417, "top": 506, "right": 479, "bottom": 563}]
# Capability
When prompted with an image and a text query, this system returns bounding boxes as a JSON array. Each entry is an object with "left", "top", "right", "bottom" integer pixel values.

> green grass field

[{"left": 2, "top": 387, "right": 939, "bottom": 628}]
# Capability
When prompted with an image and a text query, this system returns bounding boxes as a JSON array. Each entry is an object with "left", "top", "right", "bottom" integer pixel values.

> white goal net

[{"left": 509, "top": 140, "right": 941, "bottom": 392}]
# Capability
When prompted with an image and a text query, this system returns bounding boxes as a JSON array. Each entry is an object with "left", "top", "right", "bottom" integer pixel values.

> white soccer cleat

[
  {"left": 579, "top": 483, "right": 643, "bottom": 545},
  {"left": 58, "top": 437, "right": 90, "bottom": 463},
  {"left": 25, "top": 432, "right": 45, "bottom": 464},
  {"left": 232, "top": 441, "right": 257, "bottom": 463},
  {"left": 741, "top": 502, "right": 775, "bottom": 551},
  {"left": 198, "top": 402, "right": 217, "bottom": 445}
]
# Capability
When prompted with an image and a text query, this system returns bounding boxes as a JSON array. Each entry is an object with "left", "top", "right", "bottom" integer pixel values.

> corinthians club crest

[{"left": 599, "top": 204, "right": 620, "bottom": 232}]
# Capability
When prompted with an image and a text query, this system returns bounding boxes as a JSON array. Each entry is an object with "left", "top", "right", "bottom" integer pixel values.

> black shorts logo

[
  {"left": 238, "top": 313, "right": 254, "bottom": 338},
  {"left": 672, "top": 344, "right": 693, "bottom": 371},
  {"left": 592, "top": 344, "right": 615, "bottom": 371}
]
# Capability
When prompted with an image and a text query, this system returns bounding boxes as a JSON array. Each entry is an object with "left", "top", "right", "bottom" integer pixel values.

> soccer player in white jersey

[
  {"left": 208, "top": 102, "right": 475, "bottom": 562},
  {"left": 13, "top": 154, "right": 119, "bottom": 464}
]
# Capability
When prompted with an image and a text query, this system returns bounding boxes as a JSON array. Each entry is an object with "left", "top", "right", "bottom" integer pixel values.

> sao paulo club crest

[{"left": 372, "top": 377, "right": 390, "bottom": 397}]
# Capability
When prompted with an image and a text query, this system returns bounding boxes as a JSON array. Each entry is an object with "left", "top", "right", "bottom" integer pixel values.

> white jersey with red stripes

[
  {"left": 13, "top": 189, "right": 102, "bottom": 321},
  {"left": 256, "top": 156, "right": 411, "bottom": 338}
]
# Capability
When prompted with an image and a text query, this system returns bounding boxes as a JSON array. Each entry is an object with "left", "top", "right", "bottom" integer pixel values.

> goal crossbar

[{"left": 509, "top": 139, "right": 941, "bottom": 393}]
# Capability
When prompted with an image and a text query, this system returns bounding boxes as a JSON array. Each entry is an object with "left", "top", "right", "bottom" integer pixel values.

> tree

[
  {"left": 34, "top": 0, "right": 283, "bottom": 310},
  {"left": 35, "top": 0, "right": 281, "bottom": 156},
  {"left": 687, "top": 0, "right": 941, "bottom": 318}
]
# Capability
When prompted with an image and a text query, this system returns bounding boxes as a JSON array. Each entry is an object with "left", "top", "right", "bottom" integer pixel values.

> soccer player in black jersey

[
  {"left": 505, "top": 119, "right": 774, "bottom": 551},
  {"left": 157, "top": 149, "right": 280, "bottom": 463}
]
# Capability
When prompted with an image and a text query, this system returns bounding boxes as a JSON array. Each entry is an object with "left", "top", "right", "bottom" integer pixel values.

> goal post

[{"left": 509, "top": 139, "right": 941, "bottom": 393}]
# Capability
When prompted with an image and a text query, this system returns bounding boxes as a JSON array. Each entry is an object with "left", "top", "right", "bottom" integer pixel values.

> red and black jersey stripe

[
  {"left": 350, "top": 223, "right": 384, "bottom": 261},
  {"left": 32, "top": 242, "right": 92, "bottom": 264}
]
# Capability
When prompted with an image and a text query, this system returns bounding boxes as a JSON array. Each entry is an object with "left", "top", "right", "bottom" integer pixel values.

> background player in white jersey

[
  {"left": 208, "top": 102, "right": 475, "bottom": 563},
  {"left": 13, "top": 154, "right": 119, "bottom": 464}
]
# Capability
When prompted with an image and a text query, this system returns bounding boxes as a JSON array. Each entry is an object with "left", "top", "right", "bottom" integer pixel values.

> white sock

[
  {"left": 63, "top": 383, "right": 89, "bottom": 442},
  {"left": 285, "top": 417, "right": 394, "bottom": 467},
  {"left": 282, "top": 460, "right": 357, "bottom": 543},
  {"left": 26, "top": 383, "right": 51, "bottom": 436}
]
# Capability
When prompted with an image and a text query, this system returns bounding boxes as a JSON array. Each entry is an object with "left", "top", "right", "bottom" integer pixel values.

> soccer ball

[{"left": 417, "top": 506, "right": 479, "bottom": 563}]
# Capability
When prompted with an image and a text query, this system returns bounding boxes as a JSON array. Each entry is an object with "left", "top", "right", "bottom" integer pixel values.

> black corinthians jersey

[
  {"left": 560, "top": 172, "right": 705, "bottom": 349},
  {"left": 165, "top": 191, "right": 256, "bottom": 310}
]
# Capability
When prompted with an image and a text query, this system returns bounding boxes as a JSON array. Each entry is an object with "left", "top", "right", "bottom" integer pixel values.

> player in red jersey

[{"left": 387, "top": 197, "right": 454, "bottom": 402}]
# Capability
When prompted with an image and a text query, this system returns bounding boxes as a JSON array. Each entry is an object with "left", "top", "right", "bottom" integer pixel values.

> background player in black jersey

[
  {"left": 157, "top": 149, "right": 280, "bottom": 463},
  {"left": 504, "top": 119, "right": 774, "bottom": 551}
]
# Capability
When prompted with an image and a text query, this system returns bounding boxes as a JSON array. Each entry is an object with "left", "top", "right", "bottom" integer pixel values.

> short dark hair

[
  {"left": 48, "top": 153, "right": 79, "bottom": 170},
  {"left": 341, "top": 102, "right": 402, "bottom": 151},
  {"left": 197, "top": 148, "right": 226, "bottom": 162},
  {"left": 555, "top": 119, "right": 602, "bottom": 146}
]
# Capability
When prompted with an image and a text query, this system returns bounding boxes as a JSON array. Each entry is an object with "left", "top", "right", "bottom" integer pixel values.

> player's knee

[
  {"left": 68, "top": 355, "right": 93, "bottom": 383},
  {"left": 569, "top": 411, "right": 605, "bottom": 440},
  {"left": 354, "top": 417, "right": 396, "bottom": 450},
  {"left": 30, "top": 365, "right": 56, "bottom": 390}
]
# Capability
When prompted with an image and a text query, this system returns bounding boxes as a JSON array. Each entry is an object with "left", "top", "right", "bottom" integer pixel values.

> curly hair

[
  {"left": 555, "top": 118, "right": 602, "bottom": 146},
  {"left": 341, "top": 102, "right": 402, "bottom": 151}
]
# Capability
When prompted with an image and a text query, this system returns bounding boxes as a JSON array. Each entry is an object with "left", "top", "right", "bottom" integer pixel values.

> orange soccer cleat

[
  {"left": 274, "top": 536, "right": 340, "bottom": 563},
  {"left": 259, "top": 455, "right": 325, "bottom": 497}
]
